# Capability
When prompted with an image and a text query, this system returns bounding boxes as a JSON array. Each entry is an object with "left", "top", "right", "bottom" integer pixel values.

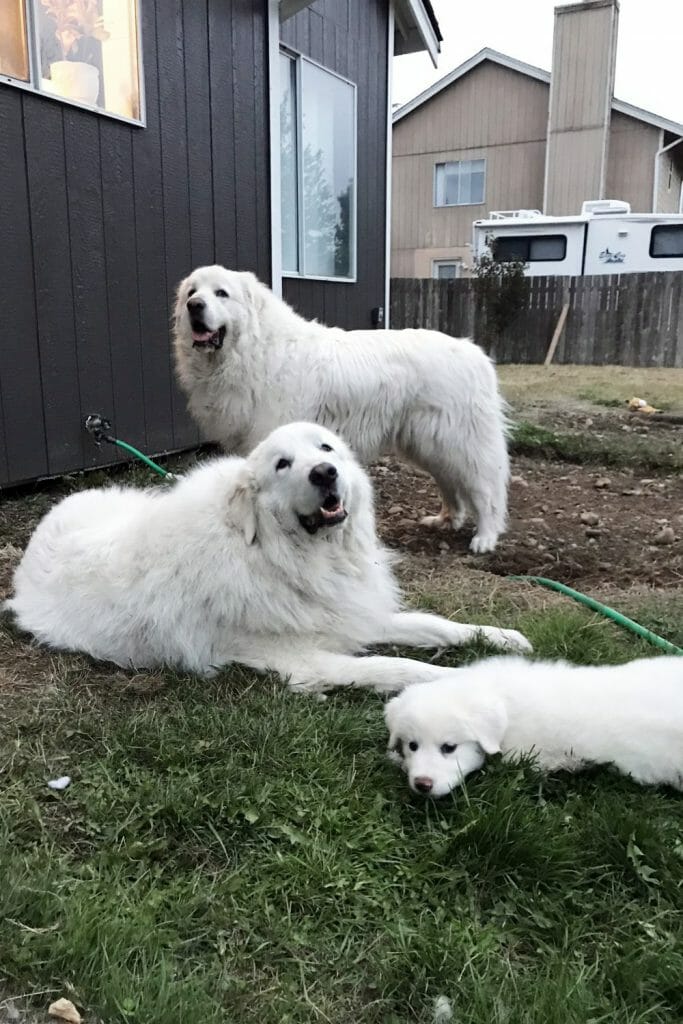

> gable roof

[{"left": 393, "top": 46, "right": 683, "bottom": 137}]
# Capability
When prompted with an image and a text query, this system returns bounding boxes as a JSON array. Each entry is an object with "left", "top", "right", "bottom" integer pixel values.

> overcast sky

[{"left": 393, "top": 0, "right": 683, "bottom": 125}]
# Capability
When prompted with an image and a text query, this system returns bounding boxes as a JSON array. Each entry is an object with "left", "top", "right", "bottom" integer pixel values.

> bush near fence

[{"left": 390, "top": 273, "right": 683, "bottom": 367}]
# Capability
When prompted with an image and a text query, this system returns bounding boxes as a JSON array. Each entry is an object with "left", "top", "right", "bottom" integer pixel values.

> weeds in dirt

[{"left": 510, "top": 420, "right": 683, "bottom": 471}]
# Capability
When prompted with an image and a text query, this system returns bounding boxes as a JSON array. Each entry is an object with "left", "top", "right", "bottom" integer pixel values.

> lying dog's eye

[
  {"left": 320, "top": 443, "right": 333, "bottom": 452},
  {"left": 215, "top": 289, "right": 229, "bottom": 298},
  {"left": 441, "top": 743, "right": 458, "bottom": 755},
  {"left": 187, "top": 287, "right": 196, "bottom": 298},
  {"left": 408, "top": 741, "right": 419, "bottom": 752},
  {"left": 275, "top": 458, "right": 292, "bottom": 471}
]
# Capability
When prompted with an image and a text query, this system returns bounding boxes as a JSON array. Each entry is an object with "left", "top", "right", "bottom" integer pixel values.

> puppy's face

[
  {"left": 385, "top": 678, "right": 507, "bottom": 797},
  {"left": 174, "top": 266, "right": 257, "bottom": 351},
  {"left": 247, "top": 422, "right": 355, "bottom": 537}
]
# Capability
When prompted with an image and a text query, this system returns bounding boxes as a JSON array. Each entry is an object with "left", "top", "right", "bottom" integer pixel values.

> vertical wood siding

[
  {"left": 280, "top": 0, "right": 389, "bottom": 330},
  {"left": 0, "top": 0, "right": 271, "bottom": 486}
]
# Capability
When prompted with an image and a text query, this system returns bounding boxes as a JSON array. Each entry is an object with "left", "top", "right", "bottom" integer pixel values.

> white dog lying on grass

[
  {"left": 385, "top": 655, "right": 683, "bottom": 795},
  {"left": 7, "top": 423, "right": 529, "bottom": 692}
]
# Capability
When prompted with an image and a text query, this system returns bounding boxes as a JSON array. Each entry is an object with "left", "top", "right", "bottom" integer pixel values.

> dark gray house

[{"left": 0, "top": 0, "right": 440, "bottom": 486}]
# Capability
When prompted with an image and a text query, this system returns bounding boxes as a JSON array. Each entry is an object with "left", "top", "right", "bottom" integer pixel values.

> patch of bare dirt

[{"left": 372, "top": 456, "right": 683, "bottom": 591}]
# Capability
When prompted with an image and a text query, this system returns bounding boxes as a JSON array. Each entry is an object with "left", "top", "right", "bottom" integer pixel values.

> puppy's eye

[
  {"left": 215, "top": 289, "right": 229, "bottom": 298},
  {"left": 441, "top": 743, "right": 458, "bottom": 756},
  {"left": 408, "top": 741, "right": 419, "bottom": 752},
  {"left": 275, "top": 458, "right": 292, "bottom": 471},
  {"left": 320, "top": 443, "right": 333, "bottom": 452},
  {"left": 187, "top": 287, "right": 196, "bottom": 297}
]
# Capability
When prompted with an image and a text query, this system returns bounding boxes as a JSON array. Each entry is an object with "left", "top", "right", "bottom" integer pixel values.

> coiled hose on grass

[{"left": 509, "top": 575, "right": 683, "bottom": 655}]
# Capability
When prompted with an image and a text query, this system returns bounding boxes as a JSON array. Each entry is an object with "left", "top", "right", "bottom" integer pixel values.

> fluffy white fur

[
  {"left": 7, "top": 423, "right": 529, "bottom": 692},
  {"left": 385, "top": 655, "right": 683, "bottom": 796},
  {"left": 172, "top": 265, "right": 510, "bottom": 553}
]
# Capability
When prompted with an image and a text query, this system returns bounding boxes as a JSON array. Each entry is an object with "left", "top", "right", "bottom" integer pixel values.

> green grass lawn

[{"left": 2, "top": 605, "right": 683, "bottom": 1024}]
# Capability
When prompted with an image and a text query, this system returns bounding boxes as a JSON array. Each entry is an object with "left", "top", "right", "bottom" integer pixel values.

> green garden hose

[
  {"left": 509, "top": 575, "right": 683, "bottom": 655},
  {"left": 84, "top": 414, "right": 173, "bottom": 480}
]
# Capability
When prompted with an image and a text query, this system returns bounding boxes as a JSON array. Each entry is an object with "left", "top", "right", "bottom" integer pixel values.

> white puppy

[
  {"left": 172, "top": 266, "right": 510, "bottom": 553},
  {"left": 7, "top": 423, "right": 529, "bottom": 692},
  {"left": 385, "top": 655, "right": 683, "bottom": 796}
]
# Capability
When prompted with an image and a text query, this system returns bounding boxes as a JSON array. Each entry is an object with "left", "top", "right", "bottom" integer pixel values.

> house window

[
  {"left": 650, "top": 225, "right": 683, "bottom": 258},
  {"left": 0, "top": 0, "right": 143, "bottom": 124},
  {"left": 432, "top": 260, "right": 461, "bottom": 280},
  {"left": 493, "top": 234, "right": 567, "bottom": 262},
  {"left": 434, "top": 159, "right": 485, "bottom": 207},
  {"left": 280, "top": 49, "right": 357, "bottom": 281}
]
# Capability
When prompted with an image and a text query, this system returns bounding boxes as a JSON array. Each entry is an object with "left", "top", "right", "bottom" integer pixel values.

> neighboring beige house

[{"left": 392, "top": 0, "right": 683, "bottom": 279}]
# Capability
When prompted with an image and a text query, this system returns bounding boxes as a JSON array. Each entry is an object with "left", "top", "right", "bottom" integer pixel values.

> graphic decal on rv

[{"left": 599, "top": 247, "right": 626, "bottom": 264}]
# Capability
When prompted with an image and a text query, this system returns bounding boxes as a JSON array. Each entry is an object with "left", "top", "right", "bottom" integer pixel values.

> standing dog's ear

[{"left": 228, "top": 467, "right": 258, "bottom": 545}]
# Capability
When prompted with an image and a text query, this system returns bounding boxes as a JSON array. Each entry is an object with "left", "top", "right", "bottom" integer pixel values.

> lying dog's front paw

[{"left": 482, "top": 628, "right": 532, "bottom": 653}]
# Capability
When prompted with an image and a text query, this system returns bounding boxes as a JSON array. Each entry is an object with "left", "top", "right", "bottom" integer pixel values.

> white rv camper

[{"left": 472, "top": 201, "right": 683, "bottom": 277}]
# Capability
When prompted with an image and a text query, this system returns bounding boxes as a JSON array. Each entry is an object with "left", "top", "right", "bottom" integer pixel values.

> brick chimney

[{"left": 543, "top": 0, "right": 620, "bottom": 215}]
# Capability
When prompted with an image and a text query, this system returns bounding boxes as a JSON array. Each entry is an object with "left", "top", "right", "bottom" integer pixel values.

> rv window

[
  {"left": 493, "top": 235, "right": 566, "bottom": 263},
  {"left": 650, "top": 225, "right": 683, "bottom": 258}
]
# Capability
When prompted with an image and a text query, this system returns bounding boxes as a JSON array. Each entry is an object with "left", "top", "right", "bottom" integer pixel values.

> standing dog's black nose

[
  {"left": 187, "top": 296, "right": 206, "bottom": 311},
  {"left": 309, "top": 462, "right": 338, "bottom": 487}
]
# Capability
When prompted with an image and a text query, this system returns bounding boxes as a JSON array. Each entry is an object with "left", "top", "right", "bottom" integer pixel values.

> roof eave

[{"left": 394, "top": 0, "right": 441, "bottom": 67}]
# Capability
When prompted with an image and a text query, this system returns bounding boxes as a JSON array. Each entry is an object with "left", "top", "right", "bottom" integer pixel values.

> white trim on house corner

[
  {"left": 384, "top": 5, "right": 395, "bottom": 328},
  {"left": 392, "top": 46, "right": 683, "bottom": 139},
  {"left": 652, "top": 133, "right": 683, "bottom": 213},
  {"left": 395, "top": 0, "right": 440, "bottom": 67},
  {"left": 268, "top": 0, "right": 283, "bottom": 296}
]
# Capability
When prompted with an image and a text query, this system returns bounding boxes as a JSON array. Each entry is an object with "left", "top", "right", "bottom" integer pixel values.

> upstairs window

[
  {"left": 280, "top": 49, "right": 357, "bottom": 281},
  {"left": 434, "top": 159, "right": 486, "bottom": 207},
  {"left": 0, "top": 1, "right": 143, "bottom": 124}
]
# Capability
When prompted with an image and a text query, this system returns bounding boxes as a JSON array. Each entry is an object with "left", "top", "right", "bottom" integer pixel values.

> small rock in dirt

[
  {"left": 398, "top": 518, "right": 416, "bottom": 529},
  {"left": 621, "top": 488, "right": 642, "bottom": 496},
  {"left": 580, "top": 511, "right": 600, "bottom": 526},
  {"left": 653, "top": 526, "right": 675, "bottom": 545},
  {"left": 388, "top": 505, "right": 403, "bottom": 515},
  {"left": 510, "top": 475, "right": 528, "bottom": 487},
  {"left": 438, "top": 542, "right": 450, "bottom": 553},
  {"left": 48, "top": 999, "right": 82, "bottom": 1024},
  {"left": 640, "top": 478, "right": 655, "bottom": 486},
  {"left": 529, "top": 517, "right": 545, "bottom": 526},
  {"left": 587, "top": 538, "right": 598, "bottom": 546},
  {"left": 598, "top": 562, "right": 612, "bottom": 571},
  {"left": 594, "top": 477, "right": 611, "bottom": 489},
  {"left": 585, "top": 527, "right": 603, "bottom": 538}
]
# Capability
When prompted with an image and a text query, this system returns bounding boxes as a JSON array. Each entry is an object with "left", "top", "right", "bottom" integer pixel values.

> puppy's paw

[{"left": 481, "top": 627, "right": 532, "bottom": 654}]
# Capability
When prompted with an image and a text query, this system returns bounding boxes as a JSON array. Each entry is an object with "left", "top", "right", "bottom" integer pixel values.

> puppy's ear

[
  {"left": 228, "top": 466, "right": 258, "bottom": 545},
  {"left": 468, "top": 699, "right": 507, "bottom": 755},
  {"left": 384, "top": 697, "right": 403, "bottom": 756}
]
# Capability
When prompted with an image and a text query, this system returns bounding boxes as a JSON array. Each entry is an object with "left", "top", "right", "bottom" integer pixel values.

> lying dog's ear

[
  {"left": 228, "top": 466, "right": 258, "bottom": 545},
  {"left": 467, "top": 699, "right": 507, "bottom": 755}
]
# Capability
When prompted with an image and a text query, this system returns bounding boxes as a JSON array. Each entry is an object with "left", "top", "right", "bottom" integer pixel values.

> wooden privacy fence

[{"left": 390, "top": 273, "right": 683, "bottom": 367}]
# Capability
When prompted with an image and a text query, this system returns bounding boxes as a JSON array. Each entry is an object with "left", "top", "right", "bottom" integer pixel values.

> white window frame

[
  {"left": 434, "top": 158, "right": 486, "bottom": 208},
  {"left": 280, "top": 45, "right": 357, "bottom": 284},
  {"left": 0, "top": 0, "right": 145, "bottom": 127},
  {"left": 432, "top": 260, "right": 462, "bottom": 280}
]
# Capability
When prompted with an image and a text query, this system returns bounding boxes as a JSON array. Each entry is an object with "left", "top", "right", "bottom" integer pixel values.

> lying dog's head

[
  {"left": 385, "top": 677, "right": 508, "bottom": 797},
  {"left": 229, "top": 422, "right": 368, "bottom": 545},
  {"left": 173, "top": 266, "right": 263, "bottom": 352}
]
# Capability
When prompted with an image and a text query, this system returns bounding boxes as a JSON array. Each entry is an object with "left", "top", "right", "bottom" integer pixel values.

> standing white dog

[
  {"left": 172, "top": 266, "right": 510, "bottom": 553},
  {"left": 385, "top": 655, "right": 683, "bottom": 796},
  {"left": 7, "top": 423, "right": 529, "bottom": 691}
]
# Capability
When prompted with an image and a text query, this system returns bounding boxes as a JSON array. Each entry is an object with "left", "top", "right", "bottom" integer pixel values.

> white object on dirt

[
  {"left": 47, "top": 776, "right": 71, "bottom": 791},
  {"left": 48, "top": 998, "right": 82, "bottom": 1023},
  {"left": 433, "top": 995, "right": 454, "bottom": 1022}
]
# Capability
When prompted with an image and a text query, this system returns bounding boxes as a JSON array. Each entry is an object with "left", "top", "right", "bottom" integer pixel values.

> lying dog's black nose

[
  {"left": 309, "top": 462, "right": 338, "bottom": 488},
  {"left": 414, "top": 776, "right": 434, "bottom": 794},
  {"left": 187, "top": 296, "right": 206, "bottom": 312}
]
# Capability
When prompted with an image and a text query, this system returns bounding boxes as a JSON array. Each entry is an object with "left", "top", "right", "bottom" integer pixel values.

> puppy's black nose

[
  {"left": 309, "top": 462, "right": 338, "bottom": 488},
  {"left": 414, "top": 776, "right": 433, "bottom": 794},
  {"left": 186, "top": 296, "right": 206, "bottom": 311}
]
